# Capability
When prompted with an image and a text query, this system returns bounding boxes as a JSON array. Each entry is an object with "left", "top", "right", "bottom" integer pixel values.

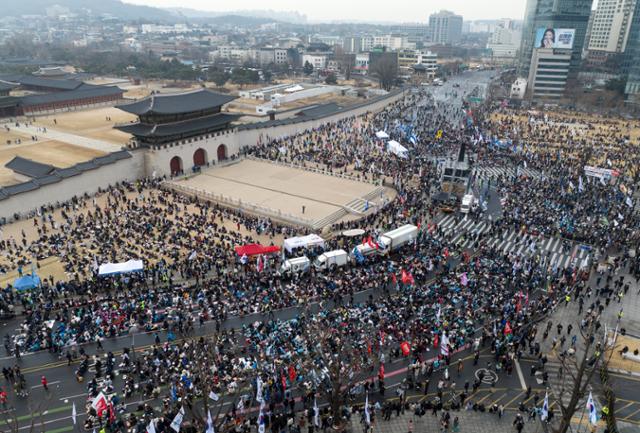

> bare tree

[
  {"left": 371, "top": 57, "right": 397, "bottom": 91},
  {"left": 1, "top": 383, "right": 53, "bottom": 433},
  {"left": 296, "top": 309, "right": 376, "bottom": 429},
  {"left": 545, "top": 320, "right": 614, "bottom": 433}
]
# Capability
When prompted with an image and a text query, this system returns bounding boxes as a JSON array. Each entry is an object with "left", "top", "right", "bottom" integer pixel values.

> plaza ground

[{"left": 170, "top": 159, "right": 386, "bottom": 226}]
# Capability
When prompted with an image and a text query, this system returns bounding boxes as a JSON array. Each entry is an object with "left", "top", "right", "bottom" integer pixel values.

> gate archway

[
  {"left": 193, "top": 148, "right": 207, "bottom": 167},
  {"left": 217, "top": 144, "right": 228, "bottom": 161},
  {"left": 170, "top": 156, "right": 183, "bottom": 175}
]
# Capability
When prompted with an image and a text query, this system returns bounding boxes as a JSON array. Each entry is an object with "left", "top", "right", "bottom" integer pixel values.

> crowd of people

[{"left": 0, "top": 74, "right": 637, "bottom": 433}]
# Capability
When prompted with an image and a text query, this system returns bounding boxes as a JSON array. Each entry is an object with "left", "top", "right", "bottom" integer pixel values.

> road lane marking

[{"left": 514, "top": 359, "right": 527, "bottom": 390}]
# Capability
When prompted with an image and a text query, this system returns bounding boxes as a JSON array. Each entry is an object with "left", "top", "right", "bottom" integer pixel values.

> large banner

[
  {"left": 535, "top": 28, "right": 575, "bottom": 49},
  {"left": 584, "top": 165, "right": 619, "bottom": 180}
]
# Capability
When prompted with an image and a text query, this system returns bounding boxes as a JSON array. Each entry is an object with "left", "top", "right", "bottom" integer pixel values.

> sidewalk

[
  {"left": 12, "top": 123, "right": 122, "bottom": 153},
  {"left": 352, "top": 407, "right": 538, "bottom": 433}
]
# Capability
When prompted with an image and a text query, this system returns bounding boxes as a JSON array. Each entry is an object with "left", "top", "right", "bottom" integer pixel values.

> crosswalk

[
  {"left": 536, "top": 360, "right": 588, "bottom": 408},
  {"left": 473, "top": 166, "right": 542, "bottom": 180},
  {"left": 432, "top": 214, "right": 593, "bottom": 270}
]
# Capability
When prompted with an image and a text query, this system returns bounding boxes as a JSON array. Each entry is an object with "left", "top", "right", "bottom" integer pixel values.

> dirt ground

[
  {"left": 33, "top": 107, "right": 136, "bottom": 144},
  {"left": 606, "top": 334, "right": 640, "bottom": 374},
  {"left": 175, "top": 159, "right": 380, "bottom": 223},
  {"left": 0, "top": 186, "right": 286, "bottom": 285},
  {"left": 0, "top": 140, "right": 106, "bottom": 186}
]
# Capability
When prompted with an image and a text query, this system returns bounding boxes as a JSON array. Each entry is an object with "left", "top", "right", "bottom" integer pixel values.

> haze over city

[{"left": 124, "top": 0, "right": 528, "bottom": 22}]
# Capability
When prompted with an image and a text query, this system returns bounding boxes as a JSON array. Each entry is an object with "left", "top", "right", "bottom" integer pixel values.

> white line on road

[
  {"left": 59, "top": 392, "right": 87, "bottom": 401},
  {"left": 514, "top": 359, "right": 527, "bottom": 390},
  {"left": 31, "top": 380, "right": 61, "bottom": 389}
]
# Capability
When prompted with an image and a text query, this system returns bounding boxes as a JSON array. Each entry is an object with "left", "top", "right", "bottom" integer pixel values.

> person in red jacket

[{"left": 41, "top": 376, "right": 48, "bottom": 391}]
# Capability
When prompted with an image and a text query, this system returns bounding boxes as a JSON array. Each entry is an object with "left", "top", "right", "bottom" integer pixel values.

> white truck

[
  {"left": 351, "top": 224, "right": 419, "bottom": 258},
  {"left": 314, "top": 249, "right": 349, "bottom": 271},
  {"left": 460, "top": 194, "right": 477, "bottom": 214},
  {"left": 278, "top": 256, "right": 311, "bottom": 277}
]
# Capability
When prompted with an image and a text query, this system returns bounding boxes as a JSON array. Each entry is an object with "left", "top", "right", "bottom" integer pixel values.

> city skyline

[{"left": 123, "top": 0, "right": 528, "bottom": 23}]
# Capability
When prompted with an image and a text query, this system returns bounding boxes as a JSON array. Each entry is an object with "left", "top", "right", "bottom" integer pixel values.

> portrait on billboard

[{"left": 535, "top": 28, "right": 575, "bottom": 49}]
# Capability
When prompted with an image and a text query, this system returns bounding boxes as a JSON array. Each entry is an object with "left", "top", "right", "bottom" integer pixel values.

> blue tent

[{"left": 13, "top": 274, "right": 41, "bottom": 291}]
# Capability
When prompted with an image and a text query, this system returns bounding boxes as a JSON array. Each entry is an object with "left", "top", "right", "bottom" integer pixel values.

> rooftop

[
  {"left": 5, "top": 156, "right": 58, "bottom": 178},
  {"left": 116, "top": 113, "right": 239, "bottom": 139},
  {"left": 116, "top": 89, "right": 237, "bottom": 116}
]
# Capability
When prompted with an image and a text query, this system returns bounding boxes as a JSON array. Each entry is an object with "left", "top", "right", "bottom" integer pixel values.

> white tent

[
  {"left": 98, "top": 259, "right": 144, "bottom": 276},
  {"left": 283, "top": 234, "right": 325, "bottom": 253},
  {"left": 387, "top": 140, "right": 409, "bottom": 159},
  {"left": 375, "top": 131, "right": 389, "bottom": 139},
  {"left": 285, "top": 85, "right": 304, "bottom": 93}
]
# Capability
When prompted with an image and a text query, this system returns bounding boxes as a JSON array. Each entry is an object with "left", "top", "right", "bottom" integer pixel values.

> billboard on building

[{"left": 535, "top": 28, "right": 575, "bottom": 50}]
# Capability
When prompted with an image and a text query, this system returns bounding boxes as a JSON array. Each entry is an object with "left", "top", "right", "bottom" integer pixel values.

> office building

[
  {"left": 625, "top": 0, "right": 640, "bottom": 102},
  {"left": 487, "top": 24, "right": 523, "bottom": 58},
  {"left": 527, "top": 48, "right": 572, "bottom": 99},
  {"left": 428, "top": 10, "right": 464, "bottom": 44},
  {"left": 588, "top": 0, "right": 636, "bottom": 54},
  {"left": 518, "top": 0, "right": 593, "bottom": 78}
]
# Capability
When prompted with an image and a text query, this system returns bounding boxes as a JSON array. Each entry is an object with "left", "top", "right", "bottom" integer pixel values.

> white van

[
  {"left": 314, "top": 249, "right": 349, "bottom": 271},
  {"left": 278, "top": 257, "right": 310, "bottom": 277}
]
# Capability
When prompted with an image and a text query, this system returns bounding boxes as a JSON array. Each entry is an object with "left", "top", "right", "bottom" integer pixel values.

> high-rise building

[
  {"left": 428, "top": 10, "right": 464, "bottom": 45},
  {"left": 624, "top": 0, "right": 640, "bottom": 102},
  {"left": 588, "top": 0, "right": 636, "bottom": 53},
  {"left": 518, "top": 0, "right": 594, "bottom": 78}
]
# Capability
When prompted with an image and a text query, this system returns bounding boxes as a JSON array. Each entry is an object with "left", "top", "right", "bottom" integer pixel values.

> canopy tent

[
  {"left": 285, "top": 85, "right": 304, "bottom": 93},
  {"left": 375, "top": 131, "right": 389, "bottom": 139},
  {"left": 13, "top": 274, "right": 41, "bottom": 291},
  {"left": 283, "top": 234, "right": 325, "bottom": 253},
  {"left": 98, "top": 259, "right": 144, "bottom": 276},
  {"left": 342, "top": 229, "right": 366, "bottom": 237},
  {"left": 387, "top": 140, "right": 408, "bottom": 159},
  {"left": 235, "top": 244, "right": 281, "bottom": 257}
]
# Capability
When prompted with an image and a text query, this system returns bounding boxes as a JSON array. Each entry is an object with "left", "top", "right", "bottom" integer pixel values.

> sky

[{"left": 123, "top": 0, "right": 528, "bottom": 23}]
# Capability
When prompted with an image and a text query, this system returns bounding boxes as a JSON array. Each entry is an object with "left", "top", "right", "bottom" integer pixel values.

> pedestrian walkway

[
  {"left": 11, "top": 123, "right": 122, "bottom": 153},
  {"left": 433, "top": 214, "right": 593, "bottom": 271},
  {"left": 353, "top": 405, "right": 538, "bottom": 433},
  {"left": 473, "top": 166, "right": 543, "bottom": 181}
]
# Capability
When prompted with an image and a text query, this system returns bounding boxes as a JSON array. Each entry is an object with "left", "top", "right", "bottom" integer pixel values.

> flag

[
  {"left": 256, "top": 255, "right": 264, "bottom": 273},
  {"left": 206, "top": 410, "right": 215, "bottom": 433},
  {"left": 401, "top": 269, "right": 414, "bottom": 285},
  {"left": 240, "top": 254, "right": 248, "bottom": 265},
  {"left": 440, "top": 333, "right": 450, "bottom": 357},
  {"left": 586, "top": 391, "right": 598, "bottom": 425},
  {"left": 364, "top": 393, "right": 371, "bottom": 424},
  {"left": 492, "top": 321, "right": 497, "bottom": 337},
  {"left": 91, "top": 392, "right": 108, "bottom": 417},
  {"left": 256, "top": 376, "right": 263, "bottom": 402},
  {"left": 170, "top": 407, "right": 185, "bottom": 432},
  {"left": 504, "top": 321, "right": 512, "bottom": 335},
  {"left": 627, "top": 196, "right": 634, "bottom": 208},
  {"left": 171, "top": 384, "right": 178, "bottom": 402},
  {"left": 288, "top": 365, "right": 297, "bottom": 382},
  {"left": 147, "top": 420, "right": 157, "bottom": 433},
  {"left": 313, "top": 398, "right": 320, "bottom": 427},
  {"left": 258, "top": 400, "right": 266, "bottom": 433},
  {"left": 72, "top": 402, "right": 77, "bottom": 425},
  {"left": 188, "top": 250, "right": 197, "bottom": 261},
  {"left": 541, "top": 392, "right": 549, "bottom": 421},
  {"left": 578, "top": 176, "right": 584, "bottom": 193},
  {"left": 436, "top": 305, "right": 441, "bottom": 322},
  {"left": 209, "top": 391, "right": 220, "bottom": 401}
]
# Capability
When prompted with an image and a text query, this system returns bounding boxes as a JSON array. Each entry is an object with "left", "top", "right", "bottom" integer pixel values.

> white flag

[
  {"left": 314, "top": 398, "right": 320, "bottom": 427},
  {"left": 170, "top": 407, "right": 185, "bottom": 432},
  {"left": 258, "top": 400, "right": 267, "bottom": 433},
  {"left": 541, "top": 392, "right": 549, "bottom": 421},
  {"left": 626, "top": 196, "right": 633, "bottom": 208},
  {"left": 240, "top": 254, "right": 248, "bottom": 265},
  {"left": 578, "top": 176, "right": 584, "bottom": 193},
  {"left": 72, "top": 402, "right": 77, "bottom": 425},
  {"left": 147, "top": 420, "right": 157, "bottom": 433},
  {"left": 256, "top": 376, "right": 263, "bottom": 402},
  {"left": 206, "top": 410, "right": 215, "bottom": 433},
  {"left": 209, "top": 391, "right": 220, "bottom": 401},
  {"left": 440, "top": 333, "right": 450, "bottom": 357},
  {"left": 586, "top": 391, "right": 598, "bottom": 425},
  {"left": 188, "top": 251, "right": 197, "bottom": 261},
  {"left": 364, "top": 393, "right": 371, "bottom": 424}
]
